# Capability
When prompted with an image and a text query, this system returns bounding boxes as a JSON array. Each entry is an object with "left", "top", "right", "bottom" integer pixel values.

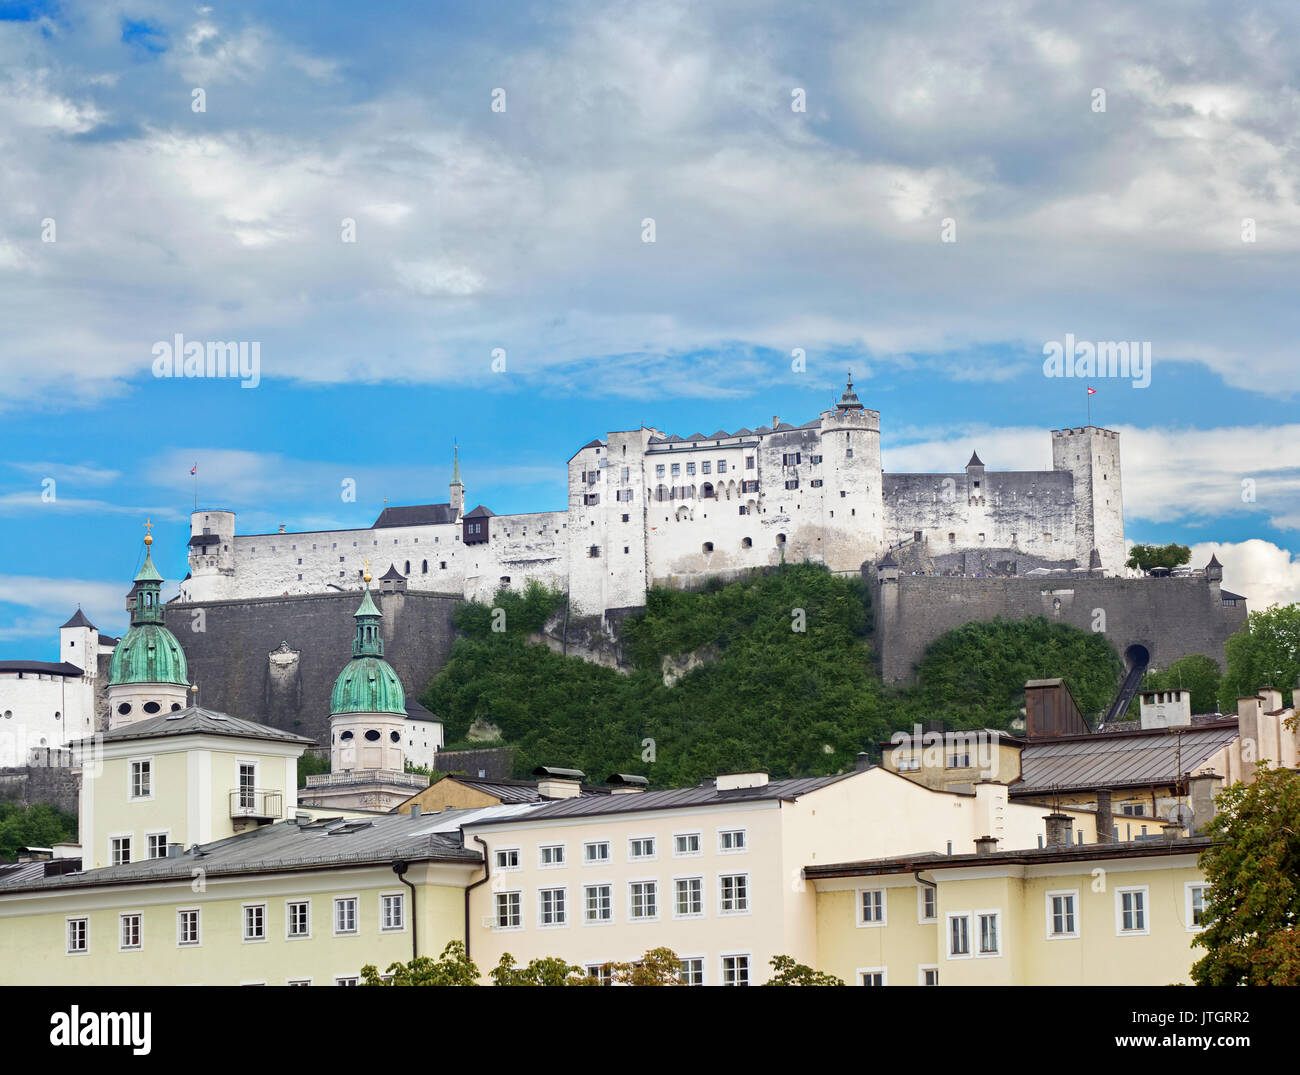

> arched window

[
  {"left": 741, "top": 537, "right": 752, "bottom": 548},
  {"left": 404, "top": 560, "right": 411, "bottom": 574},
  {"left": 340, "top": 731, "right": 354, "bottom": 741},
  {"left": 701, "top": 483, "right": 714, "bottom": 499},
  {"left": 422, "top": 560, "right": 428, "bottom": 573},
  {"left": 702, "top": 542, "right": 714, "bottom": 553},
  {"left": 776, "top": 533, "right": 787, "bottom": 545}
]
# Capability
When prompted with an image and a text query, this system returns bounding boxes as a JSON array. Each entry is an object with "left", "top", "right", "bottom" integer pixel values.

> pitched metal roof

[
  {"left": 464, "top": 505, "right": 496, "bottom": 518},
  {"left": 371, "top": 503, "right": 457, "bottom": 528},
  {"left": 1013, "top": 722, "right": 1240, "bottom": 795},
  {"left": 404, "top": 700, "right": 441, "bottom": 725},
  {"left": 60, "top": 609, "right": 96, "bottom": 629},
  {"left": 73, "top": 706, "right": 315, "bottom": 747},
  {"left": 379, "top": 563, "right": 406, "bottom": 580},
  {"left": 0, "top": 813, "right": 479, "bottom": 895},
  {"left": 465, "top": 772, "right": 856, "bottom": 823}
]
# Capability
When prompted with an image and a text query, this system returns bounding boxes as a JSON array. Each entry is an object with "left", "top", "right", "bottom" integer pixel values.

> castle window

[
  {"left": 738, "top": 506, "right": 747, "bottom": 515},
  {"left": 365, "top": 730, "right": 381, "bottom": 742},
  {"left": 584, "top": 493, "right": 599, "bottom": 506},
  {"left": 811, "top": 479, "right": 823, "bottom": 488},
  {"left": 422, "top": 560, "right": 428, "bottom": 573},
  {"left": 973, "top": 481, "right": 980, "bottom": 489},
  {"left": 297, "top": 558, "right": 302, "bottom": 565},
  {"left": 624, "top": 546, "right": 630, "bottom": 554},
  {"left": 687, "top": 462, "right": 696, "bottom": 476},
  {"left": 776, "top": 533, "right": 787, "bottom": 545},
  {"left": 745, "top": 457, "right": 754, "bottom": 469},
  {"left": 501, "top": 576, "right": 511, "bottom": 584},
  {"left": 621, "top": 466, "right": 630, "bottom": 481},
  {"left": 702, "top": 542, "right": 714, "bottom": 553},
  {"left": 978, "top": 533, "right": 986, "bottom": 542},
  {"left": 588, "top": 546, "right": 600, "bottom": 558},
  {"left": 741, "top": 537, "right": 752, "bottom": 548},
  {"left": 782, "top": 452, "right": 801, "bottom": 466},
  {"left": 949, "top": 533, "right": 955, "bottom": 543},
  {"left": 622, "top": 514, "right": 629, "bottom": 523},
  {"left": 701, "top": 483, "right": 715, "bottom": 499},
  {"left": 405, "top": 561, "right": 411, "bottom": 573},
  {"left": 312, "top": 544, "right": 317, "bottom": 550},
  {"left": 846, "top": 449, "right": 854, "bottom": 458},
  {"left": 718, "top": 460, "right": 728, "bottom": 473},
  {"left": 441, "top": 562, "right": 447, "bottom": 569},
  {"left": 785, "top": 479, "right": 799, "bottom": 490},
  {"left": 297, "top": 574, "right": 302, "bottom": 580},
  {"left": 702, "top": 461, "right": 711, "bottom": 474},
  {"left": 811, "top": 454, "right": 822, "bottom": 464},
  {"left": 656, "top": 464, "right": 665, "bottom": 478}
]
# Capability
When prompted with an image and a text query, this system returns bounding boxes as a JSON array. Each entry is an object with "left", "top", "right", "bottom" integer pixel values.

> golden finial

[
  {"left": 363, "top": 557, "right": 371, "bottom": 585},
  {"left": 143, "top": 517, "right": 153, "bottom": 546}
]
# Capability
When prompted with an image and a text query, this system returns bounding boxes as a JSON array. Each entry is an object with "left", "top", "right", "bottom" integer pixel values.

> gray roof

[
  {"left": 1013, "top": 722, "right": 1240, "bottom": 795},
  {"left": 465, "top": 772, "right": 857, "bottom": 824},
  {"left": 404, "top": 699, "right": 441, "bottom": 725},
  {"left": 74, "top": 706, "right": 316, "bottom": 748},
  {"left": 438, "top": 776, "right": 611, "bottom": 804},
  {"left": 0, "top": 813, "right": 479, "bottom": 895},
  {"left": 60, "top": 608, "right": 96, "bottom": 629},
  {"left": 464, "top": 505, "right": 495, "bottom": 518},
  {"left": 372, "top": 503, "right": 457, "bottom": 528},
  {"left": 0, "top": 660, "right": 85, "bottom": 677}
]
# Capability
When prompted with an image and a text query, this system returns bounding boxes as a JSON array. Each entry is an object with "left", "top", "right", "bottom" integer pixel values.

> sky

[{"left": 1, "top": 0, "right": 1298, "bottom": 656}]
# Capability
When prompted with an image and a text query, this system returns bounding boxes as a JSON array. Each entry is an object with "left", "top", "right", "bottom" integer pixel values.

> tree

[
  {"left": 0, "top": 802, "right": 77, "bottom": 862},
  {"left": 763, "top": 955, "right": 845, "bottom": 986},
  {"left": 1218, "top": 604, "right": 1300, "bottom": 714},
  {"left": 1191, "top": 755, "right": 1300, "bottom": 986},
  {"left": 360, "top": 940, "right": 480, "bottom": 986},
  {"left": 600, "top": 947, "right": 685, "bottom": 986},
  {"left": 1126, "top": 543, "right": 1191, "bottom": 573},
  {"left": 490, "top": 953, "right": 591, "bottom": 986},
  {"left": 296, "top": 751, "right": 330, "bottom": 788},
  {"left": 1140, "top": 654, "right": 1223, "bottom": 716}
]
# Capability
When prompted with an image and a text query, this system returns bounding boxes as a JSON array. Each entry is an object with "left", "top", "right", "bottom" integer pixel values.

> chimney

[
  {"left": 1236, "top": 695, "right": 1262, "bottom": 781},
  {"left": 605, "top": 773, "right": 648, "bottom": 795},
  {"left": 1043, "top": 813, "right": 1073, "bottom": 848},
  {"left": 1138, "top": 689, "right": 1192, "bottom": 729},
  {"left": 1258, "top": 687, "right": 1283, "bottom": 713},
  {"left": 1188, "top": 771, "right": 1224, "bottom": 835},
  {"left": 772, "top": 416, "right": 780, "bottom": 429},
  {"left": 533, "top": 765, "right": 585, "bottom": 800},
  {"left": 1095, "top": 789, "right": 1114, "bottom": 843},
  {"left": 854, "top": 752, "right": 872, "bottom": 772},
  {"left": 15, "top": 847, "right": 52, "bottom": 863},
  {"left": 975, "top": 835, "right": 999, "bottom": 855},
  {"left": 166, "top": 842, "right": 185, "bottom": 859},
  {"left": 277, "top": 524, "right": 286, "bottom": 534},
  {"left": 716, "top": 771, "right": 769, "bottom": 791}
]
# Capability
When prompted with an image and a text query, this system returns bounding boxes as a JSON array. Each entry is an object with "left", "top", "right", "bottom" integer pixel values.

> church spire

[
  {"left": 131, "top": 518, "right": 165, "bottom": 626},
  {"left": 352, "top": 565, "right": 384, "bottom": 658},
  {"left": 836, "top": 371, "right": 865, "bottom": 411}
]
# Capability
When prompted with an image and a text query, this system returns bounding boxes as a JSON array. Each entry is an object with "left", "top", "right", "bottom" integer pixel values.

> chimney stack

[
  {"left": 855, "top": 752, "right": 872, "bottom": 772},
  {"left": 975, "top": 835, "right": 999, "bottom": 856},
  {"left": 533, "top": 765, "right": 585, "bottom": 800},
  {"left": 1095, "top": 789, "right": 1114, "bottom": 843},
  {"left": 1043, "top": 813, "right": 1073, "bottom": 848},
  {"left": 716, "top": 771, "right": 769, "bottom": 791},
  {"left": 605, "top": 773, "right": 648, "bottom": 795},
  {"left": 1258, "top": 687, "right": 1283, "bottom": 713},
  {"left": 1188, "top": 771, "right": 1224, "bottom": 835}
]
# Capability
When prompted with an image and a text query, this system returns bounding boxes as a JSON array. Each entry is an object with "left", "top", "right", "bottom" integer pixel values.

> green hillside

[{"left": 423, "top": 564, "right": 1128, "bottom": 787}]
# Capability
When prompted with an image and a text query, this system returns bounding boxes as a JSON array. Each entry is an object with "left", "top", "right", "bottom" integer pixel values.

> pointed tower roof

[
  {"left": 1206, "top": 553, "right": 1222, "bottom": 569},
  {"left": 380, "top": 563, "right": 405, "bottom": 581},
  {"left": 451, "top": 443, "right": 463, "bottom": 487},
  {"left": 966, "top": 451, "right": 984, "bottom": 468},
  {"left": 60, "top": 608, "right": 96, "bottom": 630},
  {"left": 835, "top": 372, "right": 865, "bottom": 411}
]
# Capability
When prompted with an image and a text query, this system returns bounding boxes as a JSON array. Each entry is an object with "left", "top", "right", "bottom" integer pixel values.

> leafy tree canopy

[
  {"left": 1126, "top": 542, "right": 1192, "bottom": 572},
  {"left": 1140, "top": 654, "right": 1224, "bottom": 717},
  {"left": 764, "top": 954, "right": 845, "bottom": 985},
  {"left": 1218, "top": 603, "right": 1300, "bottom": 714},
  {"left": 1191, "top": 757, "right": 1300, "bottom": 986},
  {"left": 0, "top": 801, "right": 77, "bottom": 862}
]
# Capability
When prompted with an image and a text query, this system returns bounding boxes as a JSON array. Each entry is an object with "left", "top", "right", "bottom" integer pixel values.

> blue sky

[{"left": 2, "top": 0, "right": 1298, "bottom": 655}]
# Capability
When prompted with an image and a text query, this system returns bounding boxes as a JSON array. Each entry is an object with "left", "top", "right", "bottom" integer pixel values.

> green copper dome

[
  {"left": 330, "top": 584, "right": 406, "bottom": 714},
  {"left": 108, "top": 545, "right": 189, "bottom": 687}
]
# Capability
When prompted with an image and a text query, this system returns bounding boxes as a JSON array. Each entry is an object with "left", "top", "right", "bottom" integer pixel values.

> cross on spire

[{"left": 144, "top": 517, "right": 153, "bottom": 546}]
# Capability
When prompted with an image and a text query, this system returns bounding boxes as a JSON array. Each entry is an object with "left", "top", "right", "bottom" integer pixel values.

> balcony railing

[{"left": 229, "top": 788, "right": 283, "bottom": 820}]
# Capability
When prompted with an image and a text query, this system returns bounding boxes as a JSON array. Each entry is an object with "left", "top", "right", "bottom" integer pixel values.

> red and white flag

[
  {"left": 190, "top": 463, "right": 197, "bottom": 475},
  {"left": 1086, "top": 386, "right": 1097, "bottom": 396}
]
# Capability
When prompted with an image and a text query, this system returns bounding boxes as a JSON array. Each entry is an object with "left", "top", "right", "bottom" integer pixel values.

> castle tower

[
  {"left": 965, "top": 451, "right": 986, "bottom": 505},
  {"left": 819, "top": 374, "right": 885, "bottom": 570},
  {"left": 107, "top": 523, "right": 190, "bottom": 728},
  {"left": 449, "top": 445, "right": 465, "bottom": 520},
  {"left": 58, "top": 608, "right": 99, "bottom": 744},
  {"left": 328, "top": 565, "right": 406, "bottom": 774},
  {"left": 1051, "top": 427, "right": 1125, "bottom": 575},
  {"left": 185, "top": 509, "right": 237, "bottom": 602}
]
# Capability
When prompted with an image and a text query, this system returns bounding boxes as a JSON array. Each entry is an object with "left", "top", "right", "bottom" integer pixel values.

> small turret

[{"left": 449, "top": 444, "right": 465, "bottom": 519}]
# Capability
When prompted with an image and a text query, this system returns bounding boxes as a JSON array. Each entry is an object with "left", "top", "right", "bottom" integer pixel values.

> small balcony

[{"left": 229, "top": 788, "right": 283, "bottom": 821}]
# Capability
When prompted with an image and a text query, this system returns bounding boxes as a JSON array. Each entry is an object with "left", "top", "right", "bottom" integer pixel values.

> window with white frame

[
  {"left": 1187, "top": 883, "right": 1209, "bottom": 930},
  {"left": 673, "top": 833, "right": 701, "bottom": 857},
  {"left": 920, "top": 966, "right": 939, "bottom": 986},
  {"left": 1047, "top": 891, "right": 1078, "bottom": 938},
  {"left": 243, "top": 903, "right": 267, "bottom": 942},
  {"left": 584, "top": 840, "right": 611, "bottom": 864},
  {"left": 718, "top": 829, "right": 746, "bottom": 853},
  {"left": 895, "top": 751, "right": 920, "bottom": 772},
  {"left": 628, "top": 836, "right": 656, "bottom": 860},
  {"left": 539, "top": 843, "right": 566, "bottom": 868},
  {"left": 675, "top": 877, "right": 704, "bottom": 918},
  {"left": 287, "top": 900, "right": 311, "bottom": 938},
  {"left": 584, "top": 884, "right": 612, "bottom": 923},
  {"left": 129, "top": 758, "right": 152, "bottom": 799},
  {"left": 381, "top": 894, "right": 405, "bottom": 932},
  {"left": 539, "top": 887, "right": 567, "bottom": 927},
  {"left": 67, "top": 917, "right": 88, "bottom": 954},
  {"left": 629, "top": 881, "right": 658, "bottom": 920},
  {"left": 678, "top": 957, "right": 704, "bottom": 985},
  {"left": 1117, "top": 887, "right": 1148, "bottom": 934},
  {"left": 721, "top": 954, "right": 749, "bottom": 986},
  {"left": 495, "top": 891, "right": 522, "bottom": 929},
  {"left": 948, "top": 913, "right": 971, "bottom": 957},
  {"left": 977, "top": 912, "right": 1001, "bottom": 956},
  {"left": 119, "top": 913, "right": 142, "bottom": 951},
  {"left": 918, "top": 885, "right": 937, "bottom": 922},
  {"left": 859, "top": 889, "right": 886, "bottom": 925},
  {"left": 335, "top": 976, "right": 359, "bottom": 986},
  {"left": 110, "top": 835, "right": 131, "bottom": 866},
  {"left": 719, "top": 873, "right": 749, "bottom": 914},
  {"left": 287, "top": 979, "right": 312, "bottom": 987},
  {"left": 494, "top": 847, "right": 521, "bottom": 871},
  {"left": 860, "top": 968, "right": 886, "bottom": 986},
  {"left": 334, "top": 897, "right": 358, "bottom": 935},
  {"left": 586, "top": 963, "right": 613, "bottom": 985},
  {"left": 146, "top": 832, "right": 168, "bottom": 859},
  {"left": 177, "top": 909, "right": 200, "bottom": 947}
]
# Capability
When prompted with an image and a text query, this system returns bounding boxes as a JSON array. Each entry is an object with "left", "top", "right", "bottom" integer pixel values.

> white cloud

[{"left": 1189, "top": 539, "right": 1300, "bottom": 610}]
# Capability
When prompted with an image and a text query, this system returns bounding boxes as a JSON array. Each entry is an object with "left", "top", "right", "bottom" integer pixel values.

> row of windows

[
  {"left": 492, "top": 830, "right": 747, "bottom": 871},
  {"left": 65, "top": 894, "right": 406, "bottom": 954},
  {"left": 656, "top": 459, "right": 747, "bottom": 478},
  {"left": 580, "top": 954, "right": 751, "bottom": 986},
  {"left": 493, "top": 874, "right": 751, "bottom": 930},
  {"left": 855, "top": 884, "right": 1209, "bottom": 945}
]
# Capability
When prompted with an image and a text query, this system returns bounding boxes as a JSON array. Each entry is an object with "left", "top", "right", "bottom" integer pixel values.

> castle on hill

[{"left": 180, "top": 378, "right": 1127, "bottom": 616}]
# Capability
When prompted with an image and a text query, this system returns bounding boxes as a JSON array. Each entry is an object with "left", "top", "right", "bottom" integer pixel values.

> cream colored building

[
  {"left": 807, "top": 835, "right": 1213, "bottom": 986},
  {"left": 459, "top": 764, "right": 1098, "bottom": 985}
]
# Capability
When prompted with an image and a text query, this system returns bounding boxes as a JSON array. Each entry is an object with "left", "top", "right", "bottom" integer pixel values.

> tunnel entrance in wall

[{"left": 1101, "top": 643, "right": 1152, "bottom": 725}]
